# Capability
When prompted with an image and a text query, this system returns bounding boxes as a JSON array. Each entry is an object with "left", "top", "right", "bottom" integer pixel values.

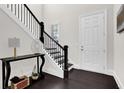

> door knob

[
  {"left": 81, "top": 49, "right": 84, "bottom": 51},
  {"left": 81, "top": 46, "right": 84, "bottom": 51},
  {"left": 81, "top": 46, "right": 83, "bottom": 48}
]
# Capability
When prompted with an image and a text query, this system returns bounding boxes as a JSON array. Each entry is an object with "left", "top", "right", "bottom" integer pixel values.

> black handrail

[
  {"left": 43, "top": 31, "right": 64, "bottom": 50},
  {"left": 24, "top": 4, "right": 40, "bottom": 25}
]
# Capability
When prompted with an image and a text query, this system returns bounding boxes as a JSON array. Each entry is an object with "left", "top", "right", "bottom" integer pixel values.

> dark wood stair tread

[
  {"left": 54, "top": 55, "right": 64, "bottom": 59},
  {"left": 50, "top": 51, "right": 60, "bottom": 54},
  {"left": 46, "top": 48, "right": 57, "bottom": 50},
  {"left": 58, "top": 59, "right": 64, "bottom": 64}
]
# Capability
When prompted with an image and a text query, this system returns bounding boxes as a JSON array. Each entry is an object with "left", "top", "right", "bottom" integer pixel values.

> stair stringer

[{"left": 39, "top": 46, "right": 64, "bottom": 78}]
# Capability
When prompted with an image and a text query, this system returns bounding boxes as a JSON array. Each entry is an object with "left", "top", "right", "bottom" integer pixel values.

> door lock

[
  {"left": 81, "top": 49, "right": 84, "bottom": 51},
  {"left": 81, "top": 46, "right": 84, "bottom": 51}
]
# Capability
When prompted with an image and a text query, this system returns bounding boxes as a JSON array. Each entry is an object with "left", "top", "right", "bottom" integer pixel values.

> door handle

[
  {"left": 81, "top": 49, "right": 84, "bottom": 51},
  {"left": 81, "top": 46, "right": 84, "bottom": 51},
  {"left": 81, "top": 46, "right": 83, "bottom": 48}
]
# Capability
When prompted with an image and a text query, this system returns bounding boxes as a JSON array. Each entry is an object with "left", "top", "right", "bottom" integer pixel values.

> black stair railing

[
  {"left": 4, "top": 4, "right": 68, "bottom": 79},
  {"left": 41, "top": 22, "right": 68, "bottom": 79}
]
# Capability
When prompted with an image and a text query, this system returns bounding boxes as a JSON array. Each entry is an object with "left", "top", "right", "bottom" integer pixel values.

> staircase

[{"left": 0, "top": 4, "right": 73, "bottom": 79}]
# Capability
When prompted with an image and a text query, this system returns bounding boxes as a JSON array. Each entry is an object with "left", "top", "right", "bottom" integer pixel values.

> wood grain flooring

[{"left": 28, "top": 68, "right": 119, "bottom": 89}]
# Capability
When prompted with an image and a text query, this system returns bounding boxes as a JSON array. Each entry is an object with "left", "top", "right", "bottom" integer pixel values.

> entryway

[{"left": 80, "top": 10, "right": 107, "bottom": 74}]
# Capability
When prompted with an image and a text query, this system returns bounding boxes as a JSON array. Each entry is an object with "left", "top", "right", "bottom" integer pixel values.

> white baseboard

[
  {"left": 112, "top": 71, "right": 124, "bottom": 89},
  {"left": 73, "top": 64, "right": 113, "bottom": 76},
  {"left": 73, "top": 64, "right": 81, "bottom": 70}
]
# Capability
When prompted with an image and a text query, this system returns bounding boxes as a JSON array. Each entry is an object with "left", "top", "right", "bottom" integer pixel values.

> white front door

[{"left": 80, "top": 10, "right": 106, "bottom": 73}]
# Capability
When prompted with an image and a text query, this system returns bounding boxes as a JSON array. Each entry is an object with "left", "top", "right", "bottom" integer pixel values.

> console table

[{"left": 0, "top": 53, "right": 45, "bottom": 89}]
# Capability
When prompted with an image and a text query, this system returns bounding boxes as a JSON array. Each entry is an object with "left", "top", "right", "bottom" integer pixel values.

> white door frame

[{"left": 79, "top": 9, "right": 107, "bottom": 74}]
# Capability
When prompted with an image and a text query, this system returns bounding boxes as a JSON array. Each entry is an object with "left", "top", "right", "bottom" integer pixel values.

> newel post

[
  {"left": 64, "top": 45, "right": 68, "bottom": 79},
  {"left": 40, "top": 22, "right": 44, "bottom": 43}
]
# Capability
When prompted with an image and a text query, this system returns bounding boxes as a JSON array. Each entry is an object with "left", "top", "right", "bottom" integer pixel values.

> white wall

[
  {"left": 27, "top": 4, "right": 43, "bottom": 21},
  {"left": 113, "top": 4, "right": 124, "bottom": 88},
  {"left": 0, "top": 8, "right": 37, "bottom": 88},
  {"left": 43, "top": 4, "right": 114, "bottom": 71}
]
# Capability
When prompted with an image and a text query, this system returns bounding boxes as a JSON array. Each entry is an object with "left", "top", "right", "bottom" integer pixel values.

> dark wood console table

[{"left": 0, "top": 53, "right": 45, "bottom": 89}]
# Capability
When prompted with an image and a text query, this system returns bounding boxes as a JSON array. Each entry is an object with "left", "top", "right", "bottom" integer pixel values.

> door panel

[{"left": 80, "top": 11, "right": 106, "bottom": 73}]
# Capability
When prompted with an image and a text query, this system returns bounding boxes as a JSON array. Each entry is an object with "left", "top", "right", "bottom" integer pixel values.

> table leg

[
  {"left": 4, "top": 62, "right": 11, "bottom": 89},
  {"left": 40, "top": 55, "right": 45, "bottom": 77},
  {"left": 37, "top": 57, "right": 39, "bottom": 74},
  {"left": 2, "top": 62, "right": 5, "bottom": 89}
]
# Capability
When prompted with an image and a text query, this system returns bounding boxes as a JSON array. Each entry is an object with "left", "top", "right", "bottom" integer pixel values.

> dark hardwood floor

[{"left": 28, "top": 68, "right": 119, "bottom": 89}]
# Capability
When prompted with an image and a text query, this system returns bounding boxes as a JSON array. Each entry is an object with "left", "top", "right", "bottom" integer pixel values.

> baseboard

[
  {"left": 112, "top": 71, "right": 124, "bottom": 89},
  {"left": 73, "top": 64, "right": 113, "bottom": 76},
  {"left": 73, "top": 64, "right": 81, "bottom": 69}
]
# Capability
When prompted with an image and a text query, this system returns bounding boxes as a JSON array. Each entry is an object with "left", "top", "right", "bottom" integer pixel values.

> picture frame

[{"left": 117, "top": 4, "right": 124, "bottom": 33}]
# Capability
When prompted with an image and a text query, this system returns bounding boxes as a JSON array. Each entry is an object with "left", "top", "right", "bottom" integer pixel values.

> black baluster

[
  {"left": 44, "top": 33, "right": 45, "bottom": 48},
  {"left": 46, "top": 34, "right": 47, "bottom": 49},
  {"left": 53, "top": 41, "right": 54, "bottom": 54},
  {"left": 57, "top": 46, "right": 58, "bottom": 65},
  {"left": 63, "top": 50, "right": 64, "bottom": 69},
  {"left": 44, "top": 34, "right": 48, "bottom": 48},
  {"left": 48, "top": 36, "right": 49, "bottom": 50},
  {"left": 61, "top": 50, "right": 62, "bottom": 69},
  {"left": 52, "top": 40, "right": 53, "bottom": 55},
  {"left": 44, "top": 33, "right": 48, "bottom": 48},
  {"left": 50, "top": 39, "right": 51, "bottom": 52},
  {"left": 59, "top": 47, "right": 61, "bottom": 67},
  {"left": 49, "top": 36, "right": 50, "bottom": 50}
]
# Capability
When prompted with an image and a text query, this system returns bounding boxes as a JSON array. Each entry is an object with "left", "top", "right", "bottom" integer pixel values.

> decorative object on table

[
  {"left": 31, "top": 65, "right": 39, "bottom": 80},
  {"left": 8, "top": 37, "right": 20, "bottom": 57},
  {"left": 31, "top": 39, "right": 41, "bottom": 54},
  {"left": 117, "top": 4, "right": 124, "bottom": 33},
  {"left": 10, "top": 75, "right": 30, "bottom": 89}
]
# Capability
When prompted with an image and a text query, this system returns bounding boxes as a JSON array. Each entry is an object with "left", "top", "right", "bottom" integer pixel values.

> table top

[{"left": 0, "top": 53, "right": 45, "bottom": 62}]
